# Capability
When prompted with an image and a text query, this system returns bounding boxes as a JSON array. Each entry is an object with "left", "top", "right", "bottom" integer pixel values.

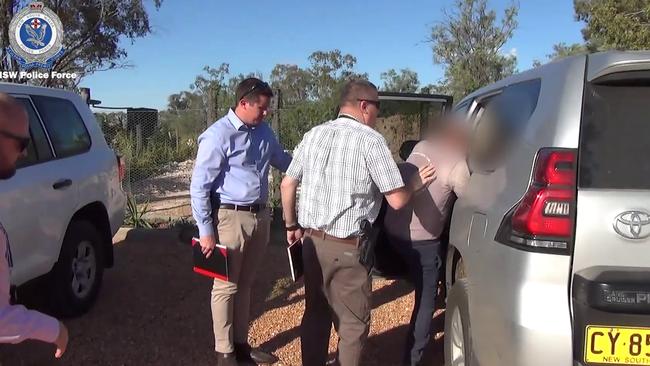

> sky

[{"left": 84, "top": 0, "right": 584, "bottom": 111}]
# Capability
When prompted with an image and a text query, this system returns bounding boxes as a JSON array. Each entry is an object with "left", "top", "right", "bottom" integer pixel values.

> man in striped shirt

[{"left": 280, "top": 80, "right": 435, "bottom": 366}]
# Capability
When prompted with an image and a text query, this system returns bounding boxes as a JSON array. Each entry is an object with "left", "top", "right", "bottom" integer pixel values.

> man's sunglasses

[
  {"left": 358, "top": 98, "right": 381, "bottom": 109},
  {"left": 239, "top": 81, "right": 271, "bottom": 102},
  {"left": 0, "top": 130, "right": 30, "bottom": 151}
]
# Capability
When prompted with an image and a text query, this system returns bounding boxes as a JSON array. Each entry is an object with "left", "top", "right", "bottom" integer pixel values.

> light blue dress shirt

[{"left": 190, "top": 109, "right": 291, "bottom": 236}]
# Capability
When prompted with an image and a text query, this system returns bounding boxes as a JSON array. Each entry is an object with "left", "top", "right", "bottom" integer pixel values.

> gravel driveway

[{"left": 0, "top": 227, "right": 444, "bottom": 366}]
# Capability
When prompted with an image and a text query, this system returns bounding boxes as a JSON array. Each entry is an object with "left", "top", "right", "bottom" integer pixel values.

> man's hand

[
  {"left": 408, "top": 164, "right": 436, "bottom": 192},
  {"left": 54, "top": 321, "right": 68, "bottom": 358},
  {"left": 200, "top": 235, "right": 218, "bottom": 258},
  {"left": 287, "top": 228, "right": 304, "bottom": 245}
]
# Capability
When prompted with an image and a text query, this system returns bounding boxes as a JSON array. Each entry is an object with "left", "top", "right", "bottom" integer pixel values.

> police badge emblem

[{"left": 7, "top": 2, "right": 65, "bottom": 69}]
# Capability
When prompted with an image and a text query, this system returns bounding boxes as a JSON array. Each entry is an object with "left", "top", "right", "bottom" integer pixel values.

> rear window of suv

[
  {"left": 31, "top": 96, "right": 91, "bottom": 158},
  {"left": 579, "top": 71, "right": 650, "bottom": 189}
]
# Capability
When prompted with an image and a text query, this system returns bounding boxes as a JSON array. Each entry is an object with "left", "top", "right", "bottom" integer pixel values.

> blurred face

[
  {"left": 237, "top": 95, "right": 270, "bottom": 125},
  {"left": 445, "top": 123, "right": 470, "bottom": 153},
  {"left": 0, "top": 108, "right": 29, "bottom": 179}
]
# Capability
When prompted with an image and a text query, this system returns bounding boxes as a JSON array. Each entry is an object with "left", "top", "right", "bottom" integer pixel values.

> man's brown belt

[{"left": 305, "top": 228, "right": 359, "bottom": 246}]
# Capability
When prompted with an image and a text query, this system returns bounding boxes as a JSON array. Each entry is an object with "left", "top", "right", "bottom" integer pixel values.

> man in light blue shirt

[{"left": 190, "top": 78, "right": 290, "bottom": 366}]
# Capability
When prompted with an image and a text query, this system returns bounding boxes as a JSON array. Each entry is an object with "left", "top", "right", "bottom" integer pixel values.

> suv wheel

[
  {"left": 445, "top": 278, "right": 473, "bottom": 366},
  {"left": 50, "top": 220, "right": 104, "bottom": 317}
]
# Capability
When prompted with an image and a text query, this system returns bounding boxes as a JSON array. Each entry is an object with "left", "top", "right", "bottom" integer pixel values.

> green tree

[
  {"left": 532, "top": 42, "right": 589, "bottom": 67},
  {"left": 380, "top": 68, "right": 420, "bottom": 93},
  {"left": 419, "top": 83, "right": 447, "bottom": 94},
  {"left": 549, "top": 42, "right": 589, "bottom": 59},
  {"left": 429, "top": 0, "right": 519, "bottom": 100},
  {"left": 575, "top": 0, "right": 650, "bottom": 51},
  {"left": 270, "top": 64, "right": 312, "bottom": 104},
  {"left": 534, "top": 1, "right": 650, "bottom": 67},
  {"left": 189, "top": 63, "right": 230, "bottom": 115},
  {"left": 0, "top": 0, "right": 163, "bottom": 87},
  {"left": 168, "top": 91, "right": 202, "bottom": 112},
  {"left": 163, "top": 50, "right": 366, "bottom": 150},
  {"left": 306, "top": 49, "right": 368, "bottom": 101},
  {"left": 274, "top": 50, "right": 366, "bottom": 148},
  {"left": 166, "top": 63, "right": 266, "bottom": 139}
]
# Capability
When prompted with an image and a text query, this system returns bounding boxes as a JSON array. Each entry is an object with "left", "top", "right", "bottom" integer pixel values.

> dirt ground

[{"left": 0, "top": 227, "right": 444, "bottom": 366}]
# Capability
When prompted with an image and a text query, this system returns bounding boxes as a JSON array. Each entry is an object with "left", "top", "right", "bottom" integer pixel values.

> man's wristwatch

[{"left": 285, "top": 223, "right": 301, "bottom": 231}]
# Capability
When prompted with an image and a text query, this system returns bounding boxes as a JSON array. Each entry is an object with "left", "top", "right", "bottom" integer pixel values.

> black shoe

[
  {"left": 217, "top": 352, "right": 239, "bottom": 366},
  {"left": 234, "top": 343, "right": 279, "bottom": 365}
]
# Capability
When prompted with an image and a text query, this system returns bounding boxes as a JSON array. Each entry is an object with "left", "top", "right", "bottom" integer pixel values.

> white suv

[{"left": 0, "top": 83, "right": 126, "bottom": 317}]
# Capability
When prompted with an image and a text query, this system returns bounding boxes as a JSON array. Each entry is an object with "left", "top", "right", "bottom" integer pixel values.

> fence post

[
  {"left": 79, "top": 87, "right": 91, "bottom": 105},
  {"left": 271, "top": 89, "right": 282, "bottom": 210},
  {"left": 135, "top": 124, "right": 142, "bottom": 155},
  {"left": 175, "top": 128, "right": 180, "bottom": 153}
]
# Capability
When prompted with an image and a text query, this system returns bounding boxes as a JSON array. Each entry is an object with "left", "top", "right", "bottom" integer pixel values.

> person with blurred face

[
  {"left": 190, "top": 78, "right": 291, "bottom": 365},
  {"left": 0, "top": 93, "right": 69, "bottom": 358},
  {"left": 383, "top": 117, "right": 471, "bottom": 366}
]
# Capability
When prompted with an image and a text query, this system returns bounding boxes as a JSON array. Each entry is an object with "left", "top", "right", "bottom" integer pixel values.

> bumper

[
  {"left": 110, "top": 188, "right": 127, "bottom": 236},
  {"left": 572, "top": 267, "right": 650, "bottom": 365}
]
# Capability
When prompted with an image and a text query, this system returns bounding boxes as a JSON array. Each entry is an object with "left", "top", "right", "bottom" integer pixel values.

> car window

[
  {"left": 15, "top": 97, "right": 54, "bottom": 169},
  {"left": 31, "top": 95, "right": 91, "bottom": 158},
  {"left": 469, "top": 79, "right": 541, "bottom": 171},
  {"left": 579, "top": 73, "right": 650, "bottom": 189},
  {"left": 453, "top": 100, "right": 471, "bottom": 118}
]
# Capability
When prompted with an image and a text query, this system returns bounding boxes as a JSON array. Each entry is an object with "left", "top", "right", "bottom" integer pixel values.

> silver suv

[
  {"left": 444, "top": 51, "right": 650, "bottom": 366},
  {"left": 0, "top": 83, "right": 126, "bottom": 317}
]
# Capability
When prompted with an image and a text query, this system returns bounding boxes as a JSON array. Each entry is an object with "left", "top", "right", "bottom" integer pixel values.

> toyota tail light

[{"left": 495, "top": 148, "right": 577, "bottom": 253}]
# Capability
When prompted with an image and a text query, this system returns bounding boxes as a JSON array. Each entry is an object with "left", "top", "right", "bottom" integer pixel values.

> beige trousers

[{"left": 210, "top": 208, "right": 270, "bottom": 353}]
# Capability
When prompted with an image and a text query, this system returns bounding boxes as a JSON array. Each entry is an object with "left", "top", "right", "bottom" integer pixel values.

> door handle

[{"left": 52, "top": 179, "right": 72, "bottom": 190}]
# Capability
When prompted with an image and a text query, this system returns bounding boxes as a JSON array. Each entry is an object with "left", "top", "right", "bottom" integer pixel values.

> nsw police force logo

[{"left": 7, "top": 2, "right": 65, "bottom": 70}]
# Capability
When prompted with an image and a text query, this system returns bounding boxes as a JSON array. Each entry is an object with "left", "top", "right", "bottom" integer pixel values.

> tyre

[
  {"left": 50, "top": 220, "right": 104, "bottom": 317},
  {"left": 444, "top": 278, "right": 473, "bottom": 366}
]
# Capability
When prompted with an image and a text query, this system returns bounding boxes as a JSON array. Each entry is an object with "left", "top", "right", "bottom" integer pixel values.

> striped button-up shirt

[{"left": 286, "top": 116, "right": 404, "bottom": 238}]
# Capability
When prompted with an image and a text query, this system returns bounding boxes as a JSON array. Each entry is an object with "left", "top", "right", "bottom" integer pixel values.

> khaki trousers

[
  {"left": 300, "top": 234, "right": 372, "bottom": 366},
  {"left": 211, "top": 208, "right": 270, "bottom": 353}
]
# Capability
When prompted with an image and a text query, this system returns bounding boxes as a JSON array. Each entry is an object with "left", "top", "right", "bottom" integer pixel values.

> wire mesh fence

[{"left": 95, "top": 93, "right": 443, "bottom": 224}]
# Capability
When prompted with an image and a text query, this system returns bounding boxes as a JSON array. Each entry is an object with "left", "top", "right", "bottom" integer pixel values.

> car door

[
  {"left": 376, "top": 92, "right": 453, "bottom": 161},
  {"left": 0, "top": 95, "right": 79, "bottom": 286},
  {"left": 371, "top": 92, "right": 453, "bottom": 278}
]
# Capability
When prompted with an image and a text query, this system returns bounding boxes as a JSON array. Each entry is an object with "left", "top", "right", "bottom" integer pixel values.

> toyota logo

[{"left": 613, "top": 210, "right": 650, "bottom": 240}]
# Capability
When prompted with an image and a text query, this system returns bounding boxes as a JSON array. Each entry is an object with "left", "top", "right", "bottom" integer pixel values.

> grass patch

[{"left": 266, "top": 276, "right": 294, "bottom": 302}]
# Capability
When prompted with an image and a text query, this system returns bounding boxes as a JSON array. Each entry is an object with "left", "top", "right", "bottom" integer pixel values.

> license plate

[{"left": 586, "top": 326, "right": 650, "bottom": 365}]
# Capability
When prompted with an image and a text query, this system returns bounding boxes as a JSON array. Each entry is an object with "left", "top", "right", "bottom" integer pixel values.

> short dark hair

[
  {"left": 235, "top": 77, "right": 273, "bottom": 104},
  {"left": 339, "top": 79, "right": 378, "bottom": 107}
]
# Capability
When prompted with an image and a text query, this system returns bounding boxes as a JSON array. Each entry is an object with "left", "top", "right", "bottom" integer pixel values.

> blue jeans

[{"left": 389, "top": 237, "right": 442, "bottom": 366}]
